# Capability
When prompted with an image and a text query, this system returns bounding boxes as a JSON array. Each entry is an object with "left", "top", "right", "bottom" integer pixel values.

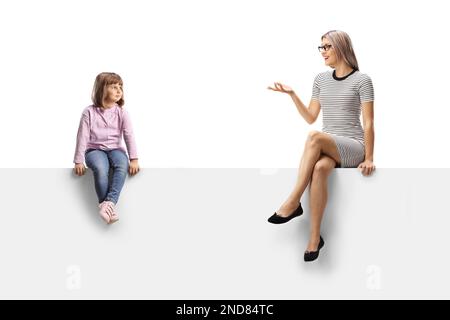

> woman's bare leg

[
  {"left": 276, "top": 131, "right": 341, "bottom": 217},
  {"left": 306, "top": 155, "right": 336, "bottom": 251}
]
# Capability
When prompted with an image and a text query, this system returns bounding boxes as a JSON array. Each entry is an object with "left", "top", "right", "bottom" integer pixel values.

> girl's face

[
  {"left": 320, "top": 38, "right": 337, "bottom": 68},
  {"left": 105, "top": 83, "right": 123, "bottom": 103}
]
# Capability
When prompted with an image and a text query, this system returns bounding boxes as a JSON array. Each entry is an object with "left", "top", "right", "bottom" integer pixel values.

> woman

[{"left": 267, "top": 30, "right": 375, "bottom": 262}]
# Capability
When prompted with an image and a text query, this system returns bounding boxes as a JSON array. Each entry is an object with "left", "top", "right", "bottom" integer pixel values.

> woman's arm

[
  {"left": 362, "top": 101, "right": 374, "bottom": 161},
  {"left": 268, "top": 82, "right": 321, "bottom": 124},
  {"left": 289, "top": 92, "right": 321, "bottom": 124},
  {"left": 357, "top": 101, "right": 375, "bottom": 176}
]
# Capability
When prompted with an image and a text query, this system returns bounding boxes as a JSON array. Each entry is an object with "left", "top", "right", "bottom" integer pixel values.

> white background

[{"left": 0, "top": 0, "right": 448, "bottom": 168}]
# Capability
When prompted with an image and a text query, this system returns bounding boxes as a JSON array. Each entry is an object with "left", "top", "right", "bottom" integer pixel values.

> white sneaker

[{"left": 98, "top": 201, "right": 115, "bottom": 224}]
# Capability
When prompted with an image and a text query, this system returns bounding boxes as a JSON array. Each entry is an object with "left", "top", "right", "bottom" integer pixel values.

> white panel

[{"left": 0, "top": 169, "right": 447, "bottom": 299}]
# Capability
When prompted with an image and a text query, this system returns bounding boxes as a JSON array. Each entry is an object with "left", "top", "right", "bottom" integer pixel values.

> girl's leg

[
  {"left": 277, "top": 131, "right": 341, "bottom": 217},
  {"left": 105, "top": 149, "right": 129, "bottom": 204},
  {"left": 85, "top": 150, "right": 110, "bottom": 203},
  {"left": 307, "top": 155, "right": 336, "bottom": 251}
]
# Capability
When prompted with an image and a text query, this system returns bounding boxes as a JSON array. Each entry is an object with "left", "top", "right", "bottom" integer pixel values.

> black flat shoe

[
  {"left": 304, "top": 236, "right": 325, "bottom": 262},
  {"left": 268, "top": 203, "right": 303, "bottom": 224}
]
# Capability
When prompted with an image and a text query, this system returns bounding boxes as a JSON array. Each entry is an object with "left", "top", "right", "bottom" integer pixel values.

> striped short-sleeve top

[{"left": 311, "top": 69, "right": 374, "bottom": 146}]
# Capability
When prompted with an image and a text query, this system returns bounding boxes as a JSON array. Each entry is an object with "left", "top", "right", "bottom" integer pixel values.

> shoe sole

[
  {"left": 108, "top": 218, "right": 119, "bottom": 224},
  {"left": 268, "top": 204, "right": 303, "bottom": 224}
]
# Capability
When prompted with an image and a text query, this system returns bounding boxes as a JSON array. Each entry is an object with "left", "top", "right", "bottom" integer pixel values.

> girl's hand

[
  {"left": 74, "top": 163, "right": 86, "bottom": 176},
  {"left": 129, "top": 159, "right": 140, "bottom": 176},
  {"left": 357, "top": 160, "right": 376, "bottom": 176},
  {"left": 267, "top": 82, "right": 294, "bottom": 94}
]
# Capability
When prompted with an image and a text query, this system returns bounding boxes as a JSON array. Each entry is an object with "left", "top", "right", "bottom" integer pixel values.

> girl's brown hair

[
  {"left": 321, "top": 30, "right": 359, "bottom": 71},
  {"left": 91, "top": 72, "right": 124, "bottom": 108}
]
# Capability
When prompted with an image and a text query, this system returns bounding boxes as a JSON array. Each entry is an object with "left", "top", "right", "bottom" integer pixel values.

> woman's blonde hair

[
  {"left": 322, "top": 30, "right": 359, "bottom": 71},
  {"left": 91, "top": 72, "right": 124, "bottom": 108}
]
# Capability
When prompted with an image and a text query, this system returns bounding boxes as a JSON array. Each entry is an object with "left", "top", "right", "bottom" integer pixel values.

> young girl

[{"left": 73, "top": 72, "right": 140, "bottom": 224}]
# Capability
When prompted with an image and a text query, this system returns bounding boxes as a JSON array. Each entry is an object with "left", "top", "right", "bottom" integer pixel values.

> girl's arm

[
  {"left": 122, "top": 110, "right": 140, "bottom": 175},
  {"left": 73, "top": 110, "right": 90, "bottom": 175}
]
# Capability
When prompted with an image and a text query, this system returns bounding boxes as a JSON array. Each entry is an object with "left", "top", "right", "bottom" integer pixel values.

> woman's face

[{"left": 320, "top": 37, "right": 337, "bottom": 68}]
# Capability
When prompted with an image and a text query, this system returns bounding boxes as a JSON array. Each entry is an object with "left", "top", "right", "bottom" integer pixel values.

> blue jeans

[{"left": 85, "top": 149, "right": 129, "bottom": 204}]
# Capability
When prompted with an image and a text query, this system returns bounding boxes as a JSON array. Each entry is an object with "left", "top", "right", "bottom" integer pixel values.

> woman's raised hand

[{"left": 267, "top": 82, "right": 294, "bottom": 94}]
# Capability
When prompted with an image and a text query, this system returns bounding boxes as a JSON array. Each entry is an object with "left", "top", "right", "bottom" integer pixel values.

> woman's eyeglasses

[{"left": 318, "top": 44, "right": 332, "bottom": 52}]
